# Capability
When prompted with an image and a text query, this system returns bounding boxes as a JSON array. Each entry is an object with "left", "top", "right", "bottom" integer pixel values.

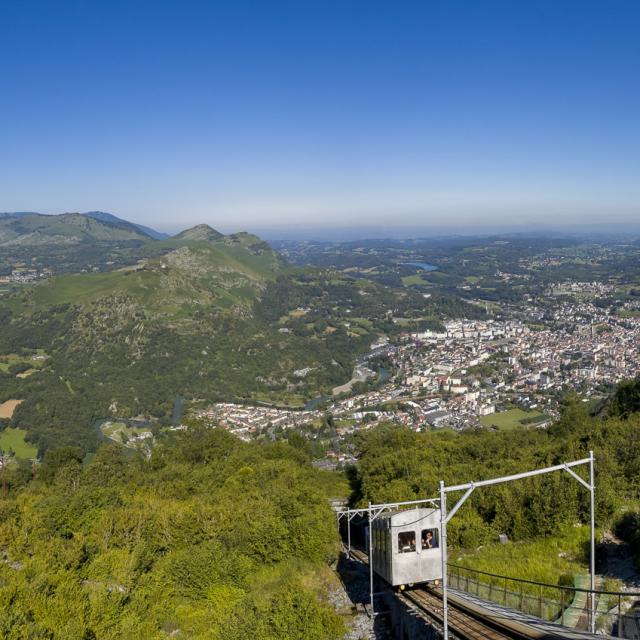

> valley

[
  {"left": 1, "top": 213, "right": 498, "bottom": 459},
  {"left": 3, "top": 216, "right": 640, "bottom": 468}
]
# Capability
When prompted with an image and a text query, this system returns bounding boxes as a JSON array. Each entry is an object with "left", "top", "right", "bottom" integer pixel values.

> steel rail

[
  {"left": 349, "top": 547, "right": 529, "bottom": 638},
  {"left": 402, "top": 587, "right": 531, "bottom": 640}
]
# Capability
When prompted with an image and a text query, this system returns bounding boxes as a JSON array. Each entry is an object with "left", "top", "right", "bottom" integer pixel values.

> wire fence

[{"left": 448, "top": 563, "right": 640, "bottom": 638}]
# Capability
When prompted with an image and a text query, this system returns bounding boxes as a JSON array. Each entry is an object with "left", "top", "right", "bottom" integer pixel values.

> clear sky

[{"left": 1, "top": 0, "right": 639, "bottom": 234}]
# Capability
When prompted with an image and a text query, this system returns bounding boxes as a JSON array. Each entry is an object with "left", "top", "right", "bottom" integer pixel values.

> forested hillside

[
  {"left": 0, "top": 233, "right": 485, "bottom": 455},
  {"left": 0, "top": 425, "right": 345, "bottom": 640},
  {"left": 349, "top": 387, "right": 640, "bottom": 559}
]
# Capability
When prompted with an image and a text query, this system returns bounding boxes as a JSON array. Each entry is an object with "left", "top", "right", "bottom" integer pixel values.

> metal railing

[{"left": 448, "top": 563, "right": 640, "bottom": 638}]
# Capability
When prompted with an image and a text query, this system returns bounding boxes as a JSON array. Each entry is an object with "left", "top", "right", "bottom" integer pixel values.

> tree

[{"left": 609, "top": 377, "right": 640, "bottom": 419}]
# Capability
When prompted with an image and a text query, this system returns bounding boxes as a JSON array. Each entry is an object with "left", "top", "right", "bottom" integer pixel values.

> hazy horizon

[{"left": 5, "top": 209, "right": 640, "bottom": 243}]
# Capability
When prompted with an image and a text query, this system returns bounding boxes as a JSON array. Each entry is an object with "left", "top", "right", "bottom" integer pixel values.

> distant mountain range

[
  {"left": 0, "top": 210, "right": 275, "bottom": 283},
  {"left": 0, "top": 211, "right": 169, "bottom": 245}
]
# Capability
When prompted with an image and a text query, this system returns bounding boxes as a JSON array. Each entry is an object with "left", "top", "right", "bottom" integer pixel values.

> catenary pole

[
  {"left": 347, "top": 508, "right": 351, "bottom": 555},
  {"left": 368, "top": 502, "right": 374, "bottom": 616},
  {"left": 590, "top": 451, "right": 596, "bottom": 634},
  {"left": 439, "top": 455, "right": 595, "bottom": 639},
  {"left": 440, "top": 481, "right": 448, "bottom": 640}
]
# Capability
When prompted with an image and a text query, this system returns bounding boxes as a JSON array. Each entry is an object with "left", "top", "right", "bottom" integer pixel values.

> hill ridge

[
  {"left": 173, "top": 223, "right": 224, "bottom": 242},
  {"left": 0, "top": 211, "right": 168, "bottom": 243}
]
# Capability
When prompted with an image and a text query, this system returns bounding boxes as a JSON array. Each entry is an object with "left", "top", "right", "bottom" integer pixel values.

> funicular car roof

[{"left": 378, "top": 506, "right": 440, "bottom": 527}]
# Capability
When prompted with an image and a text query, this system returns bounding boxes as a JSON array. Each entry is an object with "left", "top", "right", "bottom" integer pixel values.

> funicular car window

[
  {"left": 421, "top": 528, "right": 439, "bottom": 550},
  {"left": 398, "top": 531, "right": 416, "bottom": 553}
]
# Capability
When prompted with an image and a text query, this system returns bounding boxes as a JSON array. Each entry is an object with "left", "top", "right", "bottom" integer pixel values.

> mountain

[
  {"left": 2, "top": 216, "right": 448, "bottom": 456},
  {"left": 0, "top": 211, "right": 169, "bottom": 243},
  {"left": 0, "top": 218, "right": 479, "bottom": 455},
  {"left": 0, "top": 213, "right": 287, "bottom": 281},
  {"left": 82, "top": 211, "right": 169, "bottom": 240},
  {"left": 0, "top": 230, "right": 373, "bottom": 453},
  {"left": 25, "top": 231, "right": 285, "bottom": 312},
  {"left": 0, "top": 212, "right": 153, "bottom": 246},
  {"left": 172, "top": 223, "right": 224, "bottom": 242}
]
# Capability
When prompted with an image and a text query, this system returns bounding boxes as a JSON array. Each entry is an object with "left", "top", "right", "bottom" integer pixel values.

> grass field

[
  {"left": 455, "top": 524, "right": 591, "bottom": 589},
  {"left": 31, "top": 270, "right": 163, "bottom": 307},
  {"left": 101, "top": 421, "right": 136, "bottom": 441},
  {"left": 480, "top": 408, "right": 546, "bottom": 431},
  {"left": 401, "top": 274, "right": 427, "bottom": 287},
  {"left": 0, "top": 427, "right": 37, "bottom": 459},
  {"left": 0, "top": 352, "right": 45, "bottom": 374}
]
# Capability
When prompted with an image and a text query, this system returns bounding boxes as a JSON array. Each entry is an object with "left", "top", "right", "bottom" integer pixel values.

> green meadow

[
  {"left": 480, "top": 408, "right": 546, "bottom": 431},
  {"left": 0, "top": 428, "right": 38, "bottom": 459},
  {"left": 402, "top": 274, "right": 427, "bottom": 286}
]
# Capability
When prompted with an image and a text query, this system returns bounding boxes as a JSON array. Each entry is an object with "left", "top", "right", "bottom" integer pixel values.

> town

[{"left": 197, "top": 282, "right": 640, "bottom": 467}]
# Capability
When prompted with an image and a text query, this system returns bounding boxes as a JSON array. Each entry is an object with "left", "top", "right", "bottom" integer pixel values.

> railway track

[
  {"left": 349, "top": 547, "right": 369, "bottom": 564},
  {"left": 401, "top": 587, "right": 529, "bottom": 640},
  {"left": 345, "top": 546, "right": 591, "bottom": 639},
  {"left": 347, "top": 547, "right": 523, "bottom": 638}
]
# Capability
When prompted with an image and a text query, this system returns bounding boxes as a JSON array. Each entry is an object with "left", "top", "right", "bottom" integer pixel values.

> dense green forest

[{"left": 0, "top": 425, "right": 345, "bottom": 640}]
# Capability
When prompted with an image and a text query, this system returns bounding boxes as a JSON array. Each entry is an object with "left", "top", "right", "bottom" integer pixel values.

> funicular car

[{"left": 370, "top": 507, "right": 442, "bottom": 588}]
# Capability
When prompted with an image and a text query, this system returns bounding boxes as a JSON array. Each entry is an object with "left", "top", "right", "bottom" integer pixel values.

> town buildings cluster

[
  {"left": 195, "top": 288, "right": 640, "bottom": 466},
  {"left": 0, "top": 269, "right": 52, "bottom": 284}
]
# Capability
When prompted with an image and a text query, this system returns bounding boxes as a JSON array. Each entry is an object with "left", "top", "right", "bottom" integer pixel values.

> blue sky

[{"left": 1, "top": 0, "right": 639, "bottom": 234}]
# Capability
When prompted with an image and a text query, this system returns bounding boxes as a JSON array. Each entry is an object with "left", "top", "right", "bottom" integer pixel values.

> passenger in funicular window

[
  {"left": 400, "top": 536, "right": 416, "bottom": 553},
  {"left": 423, "top": 531, "right": 438, "bottom": 549}
]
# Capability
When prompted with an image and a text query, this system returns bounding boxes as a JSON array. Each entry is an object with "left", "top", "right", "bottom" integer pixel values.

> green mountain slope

[
  {"left": 0, "top": 212, "right": 152, "bottom": 246},
  {"left": 20, "top": 235, "right": 283, "bottom": 314},
  {"left": 0, "top": 428, "right": 345, "bottom": 639},
  {"left": 0, "top": 233, "right": 374, "bottom": 453},
  {"left": 82, "top": 210, "right": 169, "bottom": 239}
]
